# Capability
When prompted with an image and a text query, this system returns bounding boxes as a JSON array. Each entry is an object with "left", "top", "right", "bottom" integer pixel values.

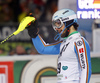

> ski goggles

[
  {"left": 52, "top": 15, "right": 77, "bottom": 31},
  {"left": 52, "top": 18, "right": 63, "bottom": 31}
]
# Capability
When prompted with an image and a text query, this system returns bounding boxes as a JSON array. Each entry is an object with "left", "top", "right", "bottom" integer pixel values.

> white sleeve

[{"left": 74, "top": 38, "right": 91, "bottom": 83}]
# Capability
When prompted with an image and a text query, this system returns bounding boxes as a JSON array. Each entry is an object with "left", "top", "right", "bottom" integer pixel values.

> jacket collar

[{"left": 60, "top": 31, "right": 81, "bottom": 41}]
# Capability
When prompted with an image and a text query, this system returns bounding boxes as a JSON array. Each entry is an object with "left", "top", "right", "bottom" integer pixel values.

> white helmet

[
  {"left": 52, "top": 9, "right": 77, "bottom": 40},
  {"left": 52, "top": 9, "right": 77, "bottom": 31}
]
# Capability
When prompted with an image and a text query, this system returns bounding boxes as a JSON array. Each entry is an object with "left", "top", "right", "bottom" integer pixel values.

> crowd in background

[
  {"left": 0, "top": 45, "right": 39, "bottom": 56},
  {"left": 0, "top": 0, "right": 58, "bottom": 56},
  {"left": 0, "top": 0, "right": 97, "bottom": 56},
  {"left": 9, "top": 45, "right": 39, "bottom": 55},
  {"left": 0, "top": 0, "right": 58, "bottom": 23}
]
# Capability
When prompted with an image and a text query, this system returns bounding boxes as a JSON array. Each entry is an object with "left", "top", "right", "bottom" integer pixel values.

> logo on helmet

[
  {"left": 62, "top": 17, "right": 69, "bottom": 21},
  {"left": 54, "top": 15, "right": 58, "bottom": 18}
]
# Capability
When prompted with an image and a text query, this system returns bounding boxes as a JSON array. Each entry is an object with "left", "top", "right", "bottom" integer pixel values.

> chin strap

[
  {"left": 54, "top": 26, "right": 66, "bottom": 41},
  {"left": 54, "top": 22, "right": 75, "bottom": 41}
]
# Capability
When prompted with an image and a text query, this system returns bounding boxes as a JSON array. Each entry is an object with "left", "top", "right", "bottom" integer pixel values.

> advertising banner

[
  {"left": 0, "top": 62, "right": 14, "bottom": 83},
  {"left": 77, "top": 0, "right": 100, "bottom": 19},
  {"left": 13, "top": 60, "right": 57, "bottom": 83},
  {"left": 0, "top": 56, "right": 100, "bottom": 83},
  {"left": 14, "top": 61, "right": 29, "bottom": 83}
]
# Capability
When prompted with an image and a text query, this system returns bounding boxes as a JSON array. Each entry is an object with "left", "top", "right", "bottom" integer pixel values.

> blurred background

[
  {"left": 0, "top": 0, "right": 100, "bottom": 55},
  {"left": 0, "top": 0, "right": 58, "bottom": 56},
  {"left": 0, "top": 0, "right": 100, "bottom": 83}
]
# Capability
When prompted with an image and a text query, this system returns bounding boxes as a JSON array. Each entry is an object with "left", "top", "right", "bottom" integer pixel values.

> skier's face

[
  {"left": 55, "top": 24, "right": 65, "bottom": 33},
  {"left": 55, "top": 24, "right": 67, "bottom": 38}
]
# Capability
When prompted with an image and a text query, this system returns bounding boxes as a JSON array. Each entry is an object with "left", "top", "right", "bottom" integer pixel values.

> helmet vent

[{"left": 62, "top": 10, "right": 69, "bottom": 14}]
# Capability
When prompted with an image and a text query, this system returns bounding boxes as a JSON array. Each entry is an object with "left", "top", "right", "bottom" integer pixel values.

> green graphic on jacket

[{"left": 62, "top": 66, "right": 68, "bottom": 70}]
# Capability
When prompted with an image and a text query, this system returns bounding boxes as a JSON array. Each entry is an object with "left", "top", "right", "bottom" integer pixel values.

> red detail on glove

[{"left": 28, "top": 22, "right": 32, "bottom": 25}]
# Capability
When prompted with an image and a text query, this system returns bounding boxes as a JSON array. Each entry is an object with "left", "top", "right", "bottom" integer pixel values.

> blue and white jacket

[{"left": 32, "top": 31, "right": 91, "bottom": 83}]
